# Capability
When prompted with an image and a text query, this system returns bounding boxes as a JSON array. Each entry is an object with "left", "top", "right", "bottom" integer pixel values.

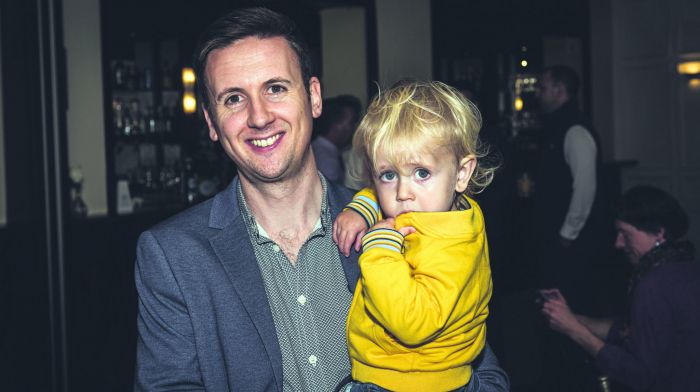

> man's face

[
  {"left": 202, "top": 36, "right": 322, "bottom": 184},
  {"left": 614, "top": 220, "right": 663, "bottom": 265},
  {"left": 536, "top": 72, "right": 563, "bottom": 113}
]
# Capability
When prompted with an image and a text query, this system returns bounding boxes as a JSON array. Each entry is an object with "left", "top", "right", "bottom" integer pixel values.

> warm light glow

[
  {"left": 678, "top": 61, "right": 700, "bottom": 75},
  {"left": 689, "top": 78, "right": 700, "bottom": 90},
  {"left": 514, "top": 97, "right": 524, "bottom": 111},
  {"left": 182, "top": 67, "right": 196, "bottom": 84},
  {"left": 520, "top": 60, "right": 528, "bottom": 67},
  {"left": 183, "top": 92, "right": 197, "bottom": 114}
]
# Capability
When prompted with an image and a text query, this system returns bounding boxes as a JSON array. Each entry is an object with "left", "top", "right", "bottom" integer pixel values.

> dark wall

[{"left": 1, "top": 1, "right": 55, "bottom": 390}]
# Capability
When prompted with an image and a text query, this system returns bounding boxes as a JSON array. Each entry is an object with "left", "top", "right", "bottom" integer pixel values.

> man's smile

[{"left": 248, "top": 132, "right": 283, "bottom": 149}]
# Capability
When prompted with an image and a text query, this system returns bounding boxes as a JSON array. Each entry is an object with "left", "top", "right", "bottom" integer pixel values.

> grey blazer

[{"left": 134, "top": 177, "right": 509, "bottom": 391}]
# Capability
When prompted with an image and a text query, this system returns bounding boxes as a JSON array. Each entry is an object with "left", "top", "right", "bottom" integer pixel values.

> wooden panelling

[
  {"left": 680, "top": 79, "right": 700, "bottom": 166},
  {"left": 615, "top": 63, "right": 674, "bottom": 165},
  {"left": 620, "top": 167, "right": 675, "bottom": 192},
  {"left": 681, "top": 0, "right": 700, "bottom": 19},
  {"left": 615, "top": 0, "right": 670, "bottom": 60},
  {"left": 678, "top": 19, "right": 700, "bottom": 53},
  {"left": 678, "top": 174, "right": 700, "bottom": 247}
]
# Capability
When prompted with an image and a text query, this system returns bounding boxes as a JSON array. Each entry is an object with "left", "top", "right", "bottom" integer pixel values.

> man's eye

[
  {"left": 415, "top": 168, "right": 430, "bottom": 180},
  {"left": 379, "top": 171, "right": 396, "bottom": 182},
  {"left": 225, "top": 94, "right": 244, "bottom": 106},
  {"left": 267, "top": 84, "right": 287, "bottom": 95}
]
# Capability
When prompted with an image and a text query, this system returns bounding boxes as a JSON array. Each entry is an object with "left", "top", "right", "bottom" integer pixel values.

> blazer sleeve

[{"left": 134, "top": 231, "right": 205, "bottom": 391}]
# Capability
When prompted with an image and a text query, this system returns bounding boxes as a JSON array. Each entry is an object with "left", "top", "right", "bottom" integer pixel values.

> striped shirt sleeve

[
  {"left": 345, "top": 187, "right": 381, "bottom": 227},
  {"left": 361, "top": 228, "right": 404, "bottom": 253}
]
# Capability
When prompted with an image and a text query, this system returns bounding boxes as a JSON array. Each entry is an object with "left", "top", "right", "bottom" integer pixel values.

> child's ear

[{"left": 455, "top": 155, "right": 477, "bottom": 193}]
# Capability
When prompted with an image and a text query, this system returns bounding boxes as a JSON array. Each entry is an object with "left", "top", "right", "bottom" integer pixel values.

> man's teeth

[{"left": 251, "top": 134, "right": 280, "bottom": 147}]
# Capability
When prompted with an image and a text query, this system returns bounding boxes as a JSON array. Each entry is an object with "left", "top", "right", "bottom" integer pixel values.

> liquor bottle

[
  {"left": 597, "top": 375, "right": 612, "bottom": 392},
  {"left": 113, "top": 61, "right": 125, "bottom": 88},
  {"left": 112, "top": 98, "right": 124, "bottom": 135}
]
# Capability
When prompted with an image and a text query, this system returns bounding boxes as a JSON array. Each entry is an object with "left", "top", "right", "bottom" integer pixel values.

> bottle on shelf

[
  {"left": 113, "top": 61, "right": 125, "bottom": 89},
  {"left": 597, "top": 375, "right": 612, "bottom": 392}
]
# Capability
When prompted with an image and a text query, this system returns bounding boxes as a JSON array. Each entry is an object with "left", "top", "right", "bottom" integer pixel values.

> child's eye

[
  {"left": 415, "top": 168, "right": 431, "bottom": 180},
  {"left": 379, "top": 171, "right": 397, "bottom": 182}
]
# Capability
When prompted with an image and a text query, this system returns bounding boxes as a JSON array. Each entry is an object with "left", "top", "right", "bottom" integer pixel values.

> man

[
  {"left": 534, "top": 65, "right": 602, "bottom": 392},
  {"left": 311, "top": 95, "right": 361, "bottom": 184},
  {"left": 134, "top": 8, "right": 509, "bottom": 391},
  {"left": 535, "top": 65, "right": 600, "bottom": 310}
]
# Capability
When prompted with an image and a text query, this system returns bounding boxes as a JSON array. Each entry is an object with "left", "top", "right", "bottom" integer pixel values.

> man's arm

[
  {"left": 134, "top": 231, "right": 204, "bottom": 391},
  {"left": 560, "top": 125, "right": 597, "bottom": 241},
  {"left": 471, "top": 343, "right": 510, "bottom": 392}
]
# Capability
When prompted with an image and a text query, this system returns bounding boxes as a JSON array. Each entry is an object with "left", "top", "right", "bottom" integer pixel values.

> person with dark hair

[
  {"left": 312, "top": 95, "right": 362, "bottom": 183},
  {"left": 541, "top": 186, "right": 700, "bottom": 391},
  {"left": 134, "top": 7, "right": 509, "bottom": 391}
]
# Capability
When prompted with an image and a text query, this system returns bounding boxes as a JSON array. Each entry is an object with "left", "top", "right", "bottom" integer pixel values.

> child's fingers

[
  {"left": 332, "top": 221, "right": 339, "bottom": 244},
  {"left": 398, "top": 226, "right": 416, "bottom": 237},
  {"left": 341, "top": 230, "right": 353, "bottom": 257},
  {"left": 353, "top": 229, "right": 366, "bottom": 252}
]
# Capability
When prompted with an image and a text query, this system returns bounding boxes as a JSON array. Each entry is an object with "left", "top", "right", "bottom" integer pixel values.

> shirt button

[
  {"left": 297, "top": 294, "right": 307, "bottom": 305},
  {"left": 272, "top": 244, "right": 280, "bottom": 252},
  {"left": 308, "top": 355, "right": 317, "bottom": 367}
]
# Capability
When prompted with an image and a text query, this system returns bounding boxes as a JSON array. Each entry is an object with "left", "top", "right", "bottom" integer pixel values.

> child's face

[{"left": 372, "top": 149, "right": 475, "bottom": 218}]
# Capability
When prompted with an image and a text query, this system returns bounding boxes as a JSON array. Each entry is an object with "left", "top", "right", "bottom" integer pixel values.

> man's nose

[
  {"left": 247, "top": 97, "right": 274, "bottom": 129},
  {"left": 614, "top": 233, "right": 624, "bottom": 249}
]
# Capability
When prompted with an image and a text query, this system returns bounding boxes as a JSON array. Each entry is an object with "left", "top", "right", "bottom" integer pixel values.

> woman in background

[{"left": 541, "top": 185, "right": 700, "bottom": 391}]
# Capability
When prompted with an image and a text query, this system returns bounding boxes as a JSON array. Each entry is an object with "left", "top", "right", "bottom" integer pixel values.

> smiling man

[{"left": 133, "top": 7, "right": 508, "bottom": 392}]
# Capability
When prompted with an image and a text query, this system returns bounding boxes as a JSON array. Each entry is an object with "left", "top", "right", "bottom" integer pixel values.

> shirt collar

[{"left": 236, "top": 173, "right": 331, "bottom": 244}]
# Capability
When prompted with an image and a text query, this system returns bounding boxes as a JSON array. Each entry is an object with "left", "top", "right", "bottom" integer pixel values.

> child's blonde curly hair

[{"left": 350, "top": 80, "right": 496, "bottom": 195}]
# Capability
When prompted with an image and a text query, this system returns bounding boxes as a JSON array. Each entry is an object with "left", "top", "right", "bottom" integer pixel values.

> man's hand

[{"left": 333, "top": 209, "right": 368, "bottom": 257}]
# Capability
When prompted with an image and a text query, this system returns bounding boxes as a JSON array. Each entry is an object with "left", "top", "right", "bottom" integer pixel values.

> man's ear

[
  {"left": 554, "top": 81, "right": 569, "bottom": 102},
  {"left": 309, "top": 76, "right": 323, "bottom": 119},
  {"left": 455, "top": 155, "right": 477, "bottom": 193},
  {"left": 202, "top": 106, "right": 219, "bottom": 142},
  {"left": 656, "top": 227, "right": 667, "bottom": 243}
]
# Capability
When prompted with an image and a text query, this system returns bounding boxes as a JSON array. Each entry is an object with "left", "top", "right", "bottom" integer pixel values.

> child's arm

[
  {"left": 359, "top": 224, "right": 491, "bottom": 346},
  {"left": 333, "top": 188, "right": 382, "bottom": 257}
]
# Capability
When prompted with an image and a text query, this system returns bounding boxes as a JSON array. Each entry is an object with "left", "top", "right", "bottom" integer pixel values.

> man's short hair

[
  {"left": 193, "top": 7, "right": 313, "bottom": 112},
  {"left": 543, "top": 65, "right": 580, "bottom": 98}
]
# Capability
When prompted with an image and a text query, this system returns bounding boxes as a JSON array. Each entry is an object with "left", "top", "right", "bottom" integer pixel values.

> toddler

[{"left": 333, "top": 81, "right": 496, "bottom": 392}]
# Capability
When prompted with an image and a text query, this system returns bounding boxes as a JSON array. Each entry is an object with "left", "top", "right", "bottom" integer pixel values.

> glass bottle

[{"left": 597, "top": 376, "right": 612, "bottom": 392}]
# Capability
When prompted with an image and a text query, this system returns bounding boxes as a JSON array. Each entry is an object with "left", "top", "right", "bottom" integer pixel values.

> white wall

[
  {"left": 375, "top": 0, "right": 432, "bottom": 87},
  {"left": 63, "top": 0, "right": 107, "bottom": 216},
  {"left": 321, "top": 7, "right": 368, "bottom": 106},
  {"left": 0, "top": 9, "right": 6, "bottom": 226}
]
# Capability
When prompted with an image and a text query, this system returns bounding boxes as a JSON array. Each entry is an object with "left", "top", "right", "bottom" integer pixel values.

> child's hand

[
  {"left": 370, "top": 218, "right": 416, "bottom": 237},
  {"left": 333, "top": 209, "right": 368, "bottom": 257}
]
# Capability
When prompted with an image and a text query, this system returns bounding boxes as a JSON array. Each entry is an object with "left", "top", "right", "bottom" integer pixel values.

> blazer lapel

[
  {"left": 327, "top": 181, "right": 361, "bottom": 293},
  {"left": 208, "top": 179, "right": 283, "bottom": 390}
]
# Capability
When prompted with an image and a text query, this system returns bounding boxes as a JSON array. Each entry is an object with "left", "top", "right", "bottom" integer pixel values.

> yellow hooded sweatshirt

[{"left": 346, "top": 188, "right": 492, "bottom": 391}]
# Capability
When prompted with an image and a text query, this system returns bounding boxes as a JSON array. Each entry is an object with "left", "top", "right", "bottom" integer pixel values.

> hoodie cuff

[{"left": 361, "top": 228, "right": 404, "bottom": 253}]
